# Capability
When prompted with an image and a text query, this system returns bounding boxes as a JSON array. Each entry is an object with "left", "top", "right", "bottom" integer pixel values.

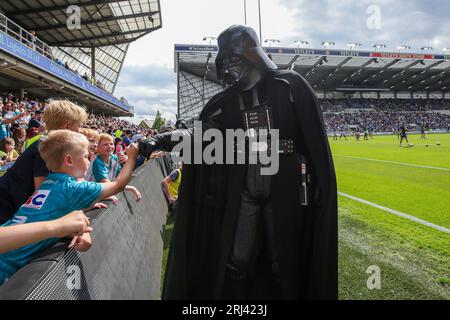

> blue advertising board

[
  {"left": 0, "top": 31, "right": 131, "bottom": 113},
  {"left": 175, "top": 44, "right": 446, "bottom": 60}
]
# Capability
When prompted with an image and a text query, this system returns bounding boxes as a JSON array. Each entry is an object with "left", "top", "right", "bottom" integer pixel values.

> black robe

[{"left": 162, "top": 69, "right": 337, "bottom": 300}]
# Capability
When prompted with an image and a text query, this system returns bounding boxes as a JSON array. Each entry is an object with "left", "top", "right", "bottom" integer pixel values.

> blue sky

[{"left": 115, "top": 0, "right": 450, "bottom": 124}]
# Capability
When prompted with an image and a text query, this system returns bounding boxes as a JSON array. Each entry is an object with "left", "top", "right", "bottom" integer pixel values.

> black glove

[
  {"left": 138, "top": 138, "right": 157, "bottom": 158},
  {"left": 139, "top": 129, "right": 193, "bottom": 158}
]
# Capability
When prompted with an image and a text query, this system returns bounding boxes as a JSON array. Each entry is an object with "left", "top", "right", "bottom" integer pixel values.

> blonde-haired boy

[
  {"left": 39, "top": 129, "right": 89, "bottom": 173},
  {"left": 93, "top": 133, "right": 141, "bottom": 201},
  {"left": 0, "top": 100, "right": 88, "bottom": 225},
  {"left": 79, "top": 128, "right": 99, "bottom": 144},
  {"left": 0, "top": 130, "right": 140, "bottom": 285},
  {"left": 42, "top": 100, "right": 87, "bottom": 132}
]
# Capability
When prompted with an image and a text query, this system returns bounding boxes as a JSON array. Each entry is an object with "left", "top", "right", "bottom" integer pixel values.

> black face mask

[
  {"left": 222, "top": 57, "right": 245, "bottom": 85},
  {"left": 221, "top": 56, "right": 263, "bottom": 90}
]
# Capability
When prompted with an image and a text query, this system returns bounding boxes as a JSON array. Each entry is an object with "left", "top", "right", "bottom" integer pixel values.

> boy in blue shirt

[
  {"left": 0, "top": 130, "right": 140, "bottom": 285},
  {"left": 93, "top": 133, "right": 141, "bottom": 201},
  {"left": 92, "top": 134, "right": 122, "bottom": 182}
]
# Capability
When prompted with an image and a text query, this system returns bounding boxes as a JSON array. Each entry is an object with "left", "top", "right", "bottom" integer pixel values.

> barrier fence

[{"left": 0, "top": 159, "right": 168, "bottom": 300}]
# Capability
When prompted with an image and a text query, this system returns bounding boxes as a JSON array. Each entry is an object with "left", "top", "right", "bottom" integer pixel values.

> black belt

[
  {"left": 267, "top": 139, "right": 295, "bottom": 155},
  {"left": 276, "top": 139, "right": 295, "bottom": 154},
  {"left": 234, "top": 139, "right": 295, "bottom": 155}
]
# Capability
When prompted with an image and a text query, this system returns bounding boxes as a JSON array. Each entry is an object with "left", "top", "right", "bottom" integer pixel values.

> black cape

[{"left": 162, "top": 70, "right": 337, "bottom": 300}]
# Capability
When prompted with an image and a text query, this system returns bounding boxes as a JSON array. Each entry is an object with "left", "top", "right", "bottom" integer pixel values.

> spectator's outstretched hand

[
  {"left": 125, "top": 185, "right": 142, "bottom": 202},
  {"left": 68, "top": 233, "right": 92, "bottom": 252},
  {"left": 118, "top": 152, "right": 128, "bottom": 164},
  {"left": 105, "top": 195, "right": 119, "bottom": 205},
  {"left": 132, "top": 188, "right": 142, "bottom": 202},
  {"left": 53, "top": 211, "right": 92, "bottom": 238},
  {"left": 127, "top": 143, "right": 140, "bottom": 159},
  {"left": 150, "top": 151, "right": 165, "bottom": 160},
  {"left": 91, "top": 202, "right": 108, "bottom": 210}
]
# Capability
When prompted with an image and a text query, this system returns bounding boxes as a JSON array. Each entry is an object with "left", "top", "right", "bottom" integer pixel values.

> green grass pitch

[
  {"left": 332, "top": 133, "right": 449, "bottom": 300},
  {"left": 161, "top": 133, "right": 450, "bottom": 299}
]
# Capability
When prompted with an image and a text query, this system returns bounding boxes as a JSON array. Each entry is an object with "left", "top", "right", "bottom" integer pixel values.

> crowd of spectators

[
  {"left": 324, "top": 111, "right": 450, "bottom": 133},
  {"left": 320, "top": 98, "right": 450, "bottom": 133},
  {"left": 85, "top": 113, "right": 144, "bottom": 137}
]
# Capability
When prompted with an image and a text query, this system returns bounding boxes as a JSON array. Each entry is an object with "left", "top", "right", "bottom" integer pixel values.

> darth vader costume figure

[{"left": 139, "top": 25, "right": 337, "bottom": 300}]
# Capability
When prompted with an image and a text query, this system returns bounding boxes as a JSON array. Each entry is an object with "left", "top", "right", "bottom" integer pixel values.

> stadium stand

[
  {"left": 323, "top": 110, "right": 450, "bottom": 134},
  {"left": 320, "top": 99, "right": 450, "bottom": 112},
  {"left": 321, "top": 99, "right": 450, "bottom": 133},
  {"left": 174, "top": 44, "right": 450, "bottom": 134}
]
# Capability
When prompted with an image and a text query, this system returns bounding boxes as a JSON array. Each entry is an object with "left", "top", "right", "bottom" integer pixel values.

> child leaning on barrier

[
  {"left": 93, "top": 133, "right": 141, "bottom": 201},
  {"left": 0, "top": 130, "right": 141, "bottom": 285},
  {"left": 0, "top": 100, "right": 88, "bottom": 225},
  {"left": 80, "top": 128, "right": 118, "bottom": 205}
]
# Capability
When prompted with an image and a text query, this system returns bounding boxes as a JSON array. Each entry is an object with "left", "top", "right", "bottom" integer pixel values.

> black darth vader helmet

[{"left": 216, "top": 25, "right": 277, "bottom": 86}]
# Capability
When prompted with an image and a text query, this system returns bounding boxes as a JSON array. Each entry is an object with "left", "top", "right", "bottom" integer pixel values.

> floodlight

[
  {"left": 202, "top": 36, "right": 217, "bottom": 45},
  {"left": 264, "top": 39, "right": 281, "bottom": 47},
  {"left": 294, "top": 40, "right": 310, "bottom": 48},
  {"left": 397, "top": 45, "right": 411, "bottom": 51}
]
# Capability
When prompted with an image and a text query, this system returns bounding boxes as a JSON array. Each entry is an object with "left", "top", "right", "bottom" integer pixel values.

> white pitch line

[
  {"left": 339, "top": 192, "right": 450, "bottom": 234},
  {"left": 335, "top": 155, "right": 450, "bottom": 172}
]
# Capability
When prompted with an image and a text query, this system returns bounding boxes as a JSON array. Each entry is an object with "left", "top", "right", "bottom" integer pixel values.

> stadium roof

[
  {"left": 0, "top": 0, "right": 162, "bottom": 47},
  {"left": 175, "top": 44, "right": 450, "bottom": 94}
]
